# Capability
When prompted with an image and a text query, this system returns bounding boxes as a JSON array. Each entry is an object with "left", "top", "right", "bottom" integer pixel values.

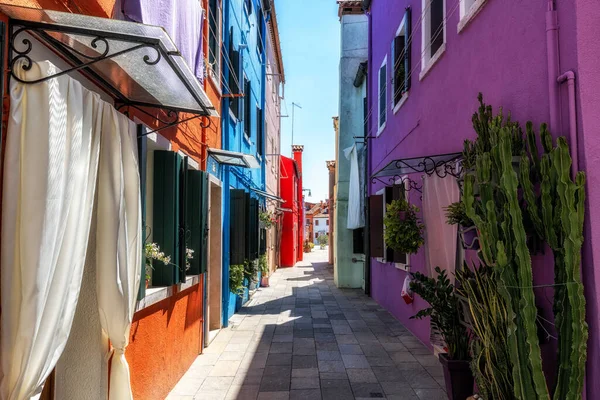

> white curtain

[
  {"left": 95, "top": 105, "right": 141, "bottom": 400},
  {"left": 344, "top": 144, "right": 365, "bottom": 229},
  {"left": 422, "top": 174, "right": 460, "bottom": 282},
  {"left": 1, "top": 60, "right": 141, "bottom": 400},
  {"left": 0, "top": 61, "right": 102, "bottom": 400}
]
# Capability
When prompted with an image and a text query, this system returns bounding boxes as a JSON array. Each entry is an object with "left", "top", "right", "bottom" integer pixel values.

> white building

[{"left": 313, "top": 213, "right": 330, "bottom": 243}]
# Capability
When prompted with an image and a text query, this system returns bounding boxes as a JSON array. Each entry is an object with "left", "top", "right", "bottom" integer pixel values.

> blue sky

[{"left": 276, "top": 0, "right": 340, "bottom": 203}]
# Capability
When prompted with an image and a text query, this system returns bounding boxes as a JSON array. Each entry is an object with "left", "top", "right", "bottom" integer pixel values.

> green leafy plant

[
  {"left": 410, "top": 267, "right": 469, "bottom": 361},
  {"left": 259, "top": 210, "right": 276, "bottom": 229},
  {"left": 456, "top": 264, "right": 514, "bottom": 400},
  {"left": 244, "top": 259, "right": 258, "bottom": 283},
  {"left": 317, "top": 234, "right": 329, "bottom": 248},
  {"left": 229, "top": 264, "right": 245, "bottom": 296},
  {"left": 185, "top": 248, "right": 194, "bottom": 271},
  {"left": 259, "top": 254, "right": 269, "bottom": 276},
  {"left": 383, "top": 199, "right": 424, "bottom": 254},
  {"left": 445, "top": 201, "right": 473, "bottom": 227},
  {"left": 144, "top": 242, "right": 171, "bottom": 281}
]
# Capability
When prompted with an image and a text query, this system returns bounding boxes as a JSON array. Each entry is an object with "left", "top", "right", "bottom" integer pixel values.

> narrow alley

[{"left": 166, "top": 248, "right": 446, "bottom": 400}]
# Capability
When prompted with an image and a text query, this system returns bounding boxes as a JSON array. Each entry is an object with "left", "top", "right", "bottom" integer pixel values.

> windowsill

[
  {"left": 394, "top": 263, "right": 410, "bottom": 272},
  {"left": 419, "top": 43, "right": 446, "bottom": 82},
  {"left": 229, "top": 108, "right": 238, "bottom": 124},
  {"left": 457, "top": 0, "right": 487, "bottom": 34},
  {"left": 208, "top": 69, "right": 222, "bottom": 96},
  {"left": 393, "top": 92, "right": 409, "bottom": 114},
  {"left": 244, "top": 133, "right": 252, "bottom": 146},
  {"left": 376, "top": 121, "right": 386, "bottom": 137},
  {"left": 136, "top": 274, "right": 201, "bottom": 312}
]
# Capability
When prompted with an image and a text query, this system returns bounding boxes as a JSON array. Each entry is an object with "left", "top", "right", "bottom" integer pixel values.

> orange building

[{"left": 0, "top": 1, "right": 222, "bottom": 399}]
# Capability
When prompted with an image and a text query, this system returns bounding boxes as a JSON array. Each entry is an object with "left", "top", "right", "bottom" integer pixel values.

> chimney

[{"left": 292, "top": 145, "right": 304, "bottom": 178}]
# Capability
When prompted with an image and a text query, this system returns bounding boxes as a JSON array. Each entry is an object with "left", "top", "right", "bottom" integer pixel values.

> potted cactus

[{"left": 410, "top": 267, "right": 473, "bottom": 400}]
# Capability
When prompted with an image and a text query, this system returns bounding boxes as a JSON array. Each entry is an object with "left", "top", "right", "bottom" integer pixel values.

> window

[
  {"left": 244, "top": 77, "right": 251, "bottom": 138},
  {"left": 326, "top": 220, "right": 329, "bottom": 226},
  {"left": 315, "top": 220, "right": 319, "bottom": 226},
  {"left": 421, "top": 0, "right": 445, "bottom": 72},
  {"left": 392, "top": 8, "right": 411, "bottom": 108},
  {"left": 306, "top": 219, "right": 310, "bottom": 225},
  {"left": 257, "top": 6, "right": 265, "bottom": 56},
  {"left": 256, "top": 106, "right": 263, "bottom": 156},
  {"left": 245, "top": 0, "right": 252, "bottom": 15},
  {"left": 353, "top": 228, "right": 364, "bottom": 254},
  {"left": 208, "top": 0, "right": 221, "bottom": 80},
  {"left": 228, "top": 28, "right": 241, "bottom": 118},
  {"left": 377, "top": 56, "right": 387, "bottom": 135}
]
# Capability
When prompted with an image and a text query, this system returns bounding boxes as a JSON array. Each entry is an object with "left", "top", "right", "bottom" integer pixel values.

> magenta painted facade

[{"left": 366, "top": 0, "right": 600, "bottom": 397}]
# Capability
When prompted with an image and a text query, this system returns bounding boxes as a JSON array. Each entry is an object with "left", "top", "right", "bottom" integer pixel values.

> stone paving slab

[{"left": 165, "top": 249, "right": 445, "bottom": 399}]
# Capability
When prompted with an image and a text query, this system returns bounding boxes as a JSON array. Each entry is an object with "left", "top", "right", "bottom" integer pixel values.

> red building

[{"left": 280, "top": 146, "right": 304, "bottom": 267}]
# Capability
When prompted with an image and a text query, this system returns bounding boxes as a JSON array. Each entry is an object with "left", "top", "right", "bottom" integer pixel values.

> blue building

[{"left": 221, "top": 0, "right": 268, "bottom": 324}]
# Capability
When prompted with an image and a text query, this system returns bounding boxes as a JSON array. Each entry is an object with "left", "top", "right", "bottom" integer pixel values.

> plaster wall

[
  {"left": 366, "top": 0, "right": 600, "bottom": 396},
  {"left": 335, "top": 13, "right": 367, "bottom": 288}
]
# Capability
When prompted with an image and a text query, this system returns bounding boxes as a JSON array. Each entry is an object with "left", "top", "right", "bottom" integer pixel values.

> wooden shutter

[
  {"left": 153, "top": 151, "right": 183, "bottom": 286},
  {"left": 369, "top": 195, "right": 384, "bottom": 257},
  {"left": 178, "top": 156, "right": 188, "bottom": 283},
  {"left": 244, "top": 78, "right": 251, "bottom": 136},
  {"left": 404, "top": 7, "right": 412, "bottom": 92},
  {"left": 230, "top": 189, "right": 248, "bottom": 265},
  {"left": 256, "top": 107, "right": 263, "bottom": 156},
  {"left": 248, "top": 198, "right": 259, "bottom": 261},
  {"left": 137, "top": 127, "right": 147, "bottom": 299},
  {"left": 186, "top": 170, "right": 209, "bottom": 275},
  {"left": 385, "top": 186, "right": 394, "bottom": 261}
]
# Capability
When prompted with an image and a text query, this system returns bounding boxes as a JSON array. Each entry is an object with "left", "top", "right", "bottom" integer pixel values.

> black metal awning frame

[
  {"left": 370, "top": 152, "right": 463, "bottom": 193},
  {"left": 7, "top": 18, "right": 214, "bottom": 135}
]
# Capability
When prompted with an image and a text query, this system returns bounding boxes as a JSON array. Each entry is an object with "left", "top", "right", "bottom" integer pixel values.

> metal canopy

[
  {"left": 251, "top": 188, "right": 284, "bottom": 203},
  {"left": 2, "top": 4, "right": 218, "bottom": 117},
  {"left": 208, "top": 148, "right": 260, "bottom": 169},
  {"left": 371, "top": 152, "right": 462, "bottom": 182}
]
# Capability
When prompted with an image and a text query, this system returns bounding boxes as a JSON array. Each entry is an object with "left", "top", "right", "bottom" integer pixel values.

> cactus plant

[{"left": 463, "top": 95, "right": 587, "bottom": 400}]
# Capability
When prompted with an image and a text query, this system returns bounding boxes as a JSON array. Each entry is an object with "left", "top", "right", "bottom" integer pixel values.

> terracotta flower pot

[
  {"left": 439, "top": 353, "right": 474, "bottom": 400},
  {"left": 145, "top": 279, "right": 150, "bottom": 289},
  {"left": 261, "top": 276, "right": 270, "bottom": 287}
]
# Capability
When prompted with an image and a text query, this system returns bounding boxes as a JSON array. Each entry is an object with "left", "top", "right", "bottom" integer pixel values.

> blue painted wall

[{"left": 221, "top": 0, "right": 267, "bottom": 326}]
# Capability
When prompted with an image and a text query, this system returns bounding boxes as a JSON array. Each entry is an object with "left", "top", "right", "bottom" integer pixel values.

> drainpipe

[
  {"left": 546, "top": 0, "right": 560, "bottom": 134},
  {"left": 557, "top": 71, "right": 578, "bottom": 178},
  {"left": 364, "top": 8, "right": 372, "bottom": 296}
]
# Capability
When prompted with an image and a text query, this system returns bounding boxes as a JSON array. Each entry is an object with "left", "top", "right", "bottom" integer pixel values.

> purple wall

[{"left": 366, "top": 0, "right": 600, "bottom": 396}]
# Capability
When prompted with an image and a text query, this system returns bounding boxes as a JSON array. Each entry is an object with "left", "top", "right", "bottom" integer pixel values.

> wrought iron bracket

[
  {"left": 117, "top": 103, "right": 213, "bottom": 137},
  {"left": 391, "top": 155, "right": 463, "bottom": 179},
  {"left": 371, "top": 175, "right": 422, "bottom": 193}
]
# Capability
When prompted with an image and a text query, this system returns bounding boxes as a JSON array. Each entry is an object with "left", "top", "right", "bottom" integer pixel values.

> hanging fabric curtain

[
  {"left": 95, "top": 105, "right": 141, "bottom": 400},
  {"left": 0, "top": 60, "right": 141, "bottom": 400},
  {"left": 122, "top": 0, "right": 205, "bottom": 83},
  {"left": 0, "top": 60, "right": 103, "bottom": 400},
  {"left": 344, "top": 144, "right": 365, "bottom": 229},
  {"left": 422, "top": 174, "right": 460, "bottom": 282}
]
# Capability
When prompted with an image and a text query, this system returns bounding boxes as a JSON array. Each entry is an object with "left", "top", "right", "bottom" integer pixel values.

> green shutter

[
  {"left": 178, "top": 156, "right": 188, "bottom": 283},
  {"left": 137, "top": 127, "right": 147, "bottom": 300},
  {"left": 152, "top": 150, "right": 182, "bottom": 286},
  {"left": 230, "top": 189, "right": 247, "bottom": 265},
  {"left": 186, "top": 170, "right": 209, "bottom": 275}
]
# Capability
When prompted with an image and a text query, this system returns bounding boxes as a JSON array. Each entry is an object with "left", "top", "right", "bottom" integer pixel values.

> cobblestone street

[{"left": 167, "top": 249, "right": 447, "bottom": 400}]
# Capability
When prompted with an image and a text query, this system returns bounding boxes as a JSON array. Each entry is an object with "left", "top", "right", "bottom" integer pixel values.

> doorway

[{"left": 205, "top": 177, "right": 223, "bottom": 346}]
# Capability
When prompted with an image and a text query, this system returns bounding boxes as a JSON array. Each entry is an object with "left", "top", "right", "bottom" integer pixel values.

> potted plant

[
  {"left": 303, "top": 240, "right": 312, "bottom": 253},
  {"left": 410, "top": 267, "right": 473, "bottom": 400},
  {"left": 383, "top": 199, "right": 424, "bottom": 254},
  {"left": 317, "top": 234, "right": 329, "bottom": 249},
  {"left": 259, "top": 254, "right": 269, "bottom": 287},
  {"left": 144, "top": 242, "right": 171, "bottom": 288},
  {"left": 229, "top": 264, "right": 245, "bottom": 296},
  {"left": 244, "top": 259, "right": 259, "bottom": 290},
  {"left": 259, "top": 210, "right": 275, "bottom": 229},
  {"left": 445, "top": 201, "right": 478, "bottom": 250}
]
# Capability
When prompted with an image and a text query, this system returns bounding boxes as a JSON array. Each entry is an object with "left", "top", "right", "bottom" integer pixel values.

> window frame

[
  {"left": 392, "top": 9, "right": 410, "bottom": 113},
  {"left": 377, "top": 55, "right": 387, "bottom": 136},
  {"left": 458, "top": 0, "right": 487, "bottom": 33},
  {"left": 243, "top": 75, "right": 251, "bottom": 141},
  {"left": 420, "top": 0, "right": 446, "bottom": 80},
  {"left": 207, "top": 0, "right": 222, "bottom": 86}
]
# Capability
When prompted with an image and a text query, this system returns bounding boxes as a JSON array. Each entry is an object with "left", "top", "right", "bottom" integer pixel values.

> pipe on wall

[
  {"left": 546, "top": 0, "right": 560, "bottom": 134},
  {"left": 557, "top": 71, "right": 578, "bottom": 178}
]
